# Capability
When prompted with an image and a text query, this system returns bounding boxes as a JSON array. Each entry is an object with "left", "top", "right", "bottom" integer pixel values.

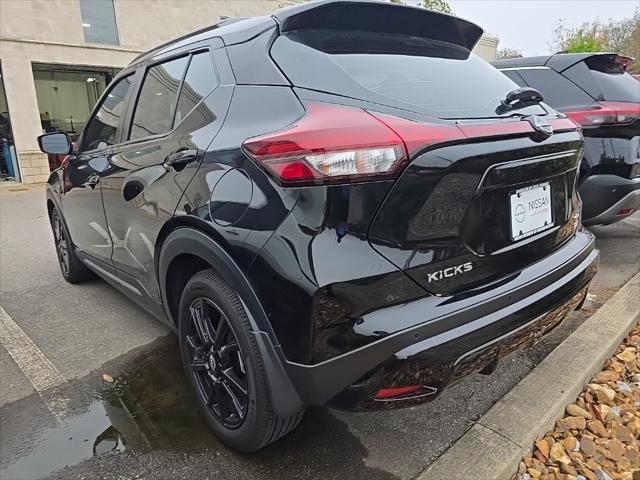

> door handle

[{"left": 164, "top": 149, "right": 199, "bottom": 171}]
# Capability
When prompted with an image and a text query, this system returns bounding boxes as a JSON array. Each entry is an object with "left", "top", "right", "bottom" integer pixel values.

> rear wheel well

[{"left": 165, "top": 254, "right": 213, "bottom": 327}]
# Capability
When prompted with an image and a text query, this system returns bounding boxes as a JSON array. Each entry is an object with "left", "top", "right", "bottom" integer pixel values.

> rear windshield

[
  {"left": 585, "top": 56, "right": 640, "bottom": 102},
  {"left": 272, "top": 31, "right": 546, "bottom": 119}
]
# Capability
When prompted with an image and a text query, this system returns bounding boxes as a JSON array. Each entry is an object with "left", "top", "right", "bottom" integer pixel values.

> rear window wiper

[{"left": 496, "top": 87, "right": 544, "bottom": 115}]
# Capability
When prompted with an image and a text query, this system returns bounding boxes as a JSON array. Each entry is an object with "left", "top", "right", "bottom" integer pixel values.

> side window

[
  {"left": 501, "top": 70, "right": 527, "bottom": 87},
  {"left": 129, "top": 56, "right": 189, "bottom": 140},
  {"left": 82, "top": 75, "right": 133, "bottom": 151},
  {"left": 173, "top": 52, "right": 218, "bottom": 127},
  {"left": 516, "top": 69, "right": 594, "bottom": 110}
]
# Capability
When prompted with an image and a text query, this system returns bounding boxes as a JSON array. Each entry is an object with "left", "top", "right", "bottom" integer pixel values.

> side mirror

[{"left": 37, "top": 132, "right": 72, "bottom": 155}]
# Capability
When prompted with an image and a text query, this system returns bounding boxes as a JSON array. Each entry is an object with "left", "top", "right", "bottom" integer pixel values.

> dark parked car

[
  {"left": 38, "top": 0, "right": 598, "bottom": 451},
  {"left": 494, "top": 53, "right": 640, "bottom": 225}
]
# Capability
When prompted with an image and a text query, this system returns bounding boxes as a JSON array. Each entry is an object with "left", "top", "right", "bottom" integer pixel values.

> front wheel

[
  {"left": 50, "top": 207, "right": 93, "bottom": 283},
  {"left": 178, "top": 269, "right": 304, "bottom": 451}
]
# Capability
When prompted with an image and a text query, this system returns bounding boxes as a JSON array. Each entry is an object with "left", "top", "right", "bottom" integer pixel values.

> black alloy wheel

[
  {"left": 185, "top": 297, "right": 248, "bottom": 429},
  {"left": 49, "top": 207, "right": 93, "bottom": 283},
  {"left": 52, "top": 210, "right": 70, "bottom": 277},
  {"left": 178, "top": 269, "right": 304, "bottom": 451}
]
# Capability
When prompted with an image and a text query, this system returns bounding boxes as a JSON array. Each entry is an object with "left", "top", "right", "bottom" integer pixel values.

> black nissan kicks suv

[
  {"left": 39, "top": 0, "right": 598, "bottom": 451},
  {"left": 494, "top": 53, "right": 640, "bottom": 226}
]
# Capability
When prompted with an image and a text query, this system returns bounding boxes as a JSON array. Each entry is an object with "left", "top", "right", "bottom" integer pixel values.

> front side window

[
  {"left": 129, "top": 56, "right": 189, "bottom": 140},
  {"left": 82, "top": 75, "right": 132, "bottom": 151},
  {"left": 80, "top": 0, "right": 119, "bottom": 46}
]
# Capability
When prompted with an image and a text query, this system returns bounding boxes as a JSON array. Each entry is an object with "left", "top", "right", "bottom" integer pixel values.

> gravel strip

[{"left": 514, "top": 323, "right": 640, "bottom": 480}]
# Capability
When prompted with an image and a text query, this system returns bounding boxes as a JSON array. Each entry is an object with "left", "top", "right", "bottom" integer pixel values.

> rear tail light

[
  {"left": 244, "top": 102, "right": 582, "bottom": 186},
  {"left": 242, "top": 103, "right": 407, "bottom": 186},
  {"left": 566, "top": 101, "right": 640, "bottom": 126}
]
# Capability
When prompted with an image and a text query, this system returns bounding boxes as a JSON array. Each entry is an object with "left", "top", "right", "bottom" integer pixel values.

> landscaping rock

[
  {"left": 568, "top": 404, "right": 593, "bottom": 419},
  {"left": 559, "top": 417, "right": 588, "bottom": 431},
  {"left": 587, "top": 420, "right": 609, "bottom": 438},
  {"left": 514, "top": 324, "right": 640, "bottom": 480}
]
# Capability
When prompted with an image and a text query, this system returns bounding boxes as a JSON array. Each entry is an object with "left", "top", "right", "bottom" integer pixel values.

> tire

[
  {"left": 50, "top": 207, "right": 94, "bottom": 284},
  {"left": 178, "top": 268, "right": 304, "bottom": 452}
]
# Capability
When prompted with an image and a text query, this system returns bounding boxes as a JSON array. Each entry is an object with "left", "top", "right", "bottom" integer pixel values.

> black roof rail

[
  {"left": 546, "top": 52, "right": 630, "bottom": 72},
  {"left": 273, "top": 0, "right": 484, "bottom": 50},
  {"left": 492, "top": 55, "right": 551, "bottom": 68},
  {"left": 494, "top": 52, "right": 634, "bottom": 73},
  {"left": 129, "top": 17, "right": 250, "bottom": 64}
]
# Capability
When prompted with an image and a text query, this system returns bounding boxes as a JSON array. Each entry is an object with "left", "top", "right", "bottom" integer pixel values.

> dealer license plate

[{"left": 509, "top": 182, "right": 553, "bottom": 241}]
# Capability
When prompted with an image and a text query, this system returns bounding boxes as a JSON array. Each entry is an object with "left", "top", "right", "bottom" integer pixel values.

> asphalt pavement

[{"left": 1, "top": 184, "right": 638, "bottom": 480}]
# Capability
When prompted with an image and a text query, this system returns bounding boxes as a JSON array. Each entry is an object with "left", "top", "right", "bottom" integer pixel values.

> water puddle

[
  {"left": 1, "top": 337, "right": 399, "bottom": 480},
  {"left": 1, "top": 338, "right": 218, "bottom": 479}
]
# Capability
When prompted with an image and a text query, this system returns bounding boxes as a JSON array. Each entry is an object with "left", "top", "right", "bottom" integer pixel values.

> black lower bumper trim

[
  {"left": 580, "top": 174, "right": 640, "bottom": 225},
  {"left": 285, "top": 230, "right": 598, "bottom": 407},
  {"left": 343, "top": 282, "right": 588, "bottom": 410}
]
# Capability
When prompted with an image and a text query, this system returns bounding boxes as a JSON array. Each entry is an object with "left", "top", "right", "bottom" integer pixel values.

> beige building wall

[
  {"left": 0, "top": 0, "right": 498, "bottom": 184},
  {"left": 0, "top": 0, "right": 302, "bottom": 183},
  {"left": 473, "top": 35, "right": 499, "bottom": 62}
]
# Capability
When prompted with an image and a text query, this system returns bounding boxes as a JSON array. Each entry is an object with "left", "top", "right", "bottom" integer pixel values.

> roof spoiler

[
  {"left": 273, "top": 0, "right": 484, "bottom": 51},
  {"left": 548, "top": 52, "right": 636, "bottom": 72}
]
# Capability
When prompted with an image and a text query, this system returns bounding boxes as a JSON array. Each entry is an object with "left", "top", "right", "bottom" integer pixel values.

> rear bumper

[
  {"left": 580, "top": 174, "right": 640, "bottom": 226},
  {"left": 285, "top": 229, "right": 598, "bottom": 409}
]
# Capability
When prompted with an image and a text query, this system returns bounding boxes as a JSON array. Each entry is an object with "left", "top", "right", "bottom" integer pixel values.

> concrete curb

[{"left": 418, "top": 271, "right": 640, "bottom": 480}]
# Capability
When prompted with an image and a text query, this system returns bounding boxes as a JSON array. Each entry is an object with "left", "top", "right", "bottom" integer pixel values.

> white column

[{"left": 0, "top": 53, "right": 49, "bottom": 183}]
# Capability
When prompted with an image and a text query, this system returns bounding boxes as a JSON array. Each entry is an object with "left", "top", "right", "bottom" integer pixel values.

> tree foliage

[
  {"left": 388, "top": 0, "right": 453, "bottom": 14},
  {"left": 496, "top": 48, "right": 523, "bottom": 60},
  {"left": 551, "top": 8, "right": 639, "bottom": 62},
  {"left": 421, "top": 0, "right": 453, "bottom": 14}
]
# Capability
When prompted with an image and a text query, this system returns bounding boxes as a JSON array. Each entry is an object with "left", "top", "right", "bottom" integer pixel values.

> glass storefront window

[
  {"left": 33, "top": 64, "right": 119, "bottom": 143},
  {"left": 0, "top": 64, "right": 20, "bottom": 182},
  {"left": 33, "top": 64, "right": 119, "bottom": 171}
]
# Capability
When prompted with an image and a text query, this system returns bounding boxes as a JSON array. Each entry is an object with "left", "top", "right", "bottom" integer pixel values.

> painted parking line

[{"left": 0, "top": 305, "right": 68, "bottom": 421}]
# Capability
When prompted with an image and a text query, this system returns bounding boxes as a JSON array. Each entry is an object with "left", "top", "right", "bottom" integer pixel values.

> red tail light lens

[
  {"left": 566, "top": 101, "right": 640, "bottom": 126},
  {"left": 374, "top": 113, "right": 579, "bottom": 156},
  {"left": 371, "top": 113, "right": 465, "bottom": 157},
  {"left": 243, "top": 103, "right": 407, "bottom": 186},
  {"left": 244, "top": 102, "right": 582, "bottom": 186}
]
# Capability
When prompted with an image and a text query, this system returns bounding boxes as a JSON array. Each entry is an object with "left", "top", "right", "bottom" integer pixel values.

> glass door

[{"left": 0, "top": 63, "right": 19, "bottom": 182}]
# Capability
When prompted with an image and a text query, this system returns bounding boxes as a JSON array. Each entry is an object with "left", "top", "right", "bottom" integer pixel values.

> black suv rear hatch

[
  {"left": 367, "top": 124, "right": 583, "bottom": 294},
  {"left": 271, "top": 1, "right": 584, "bottom": 294}
]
